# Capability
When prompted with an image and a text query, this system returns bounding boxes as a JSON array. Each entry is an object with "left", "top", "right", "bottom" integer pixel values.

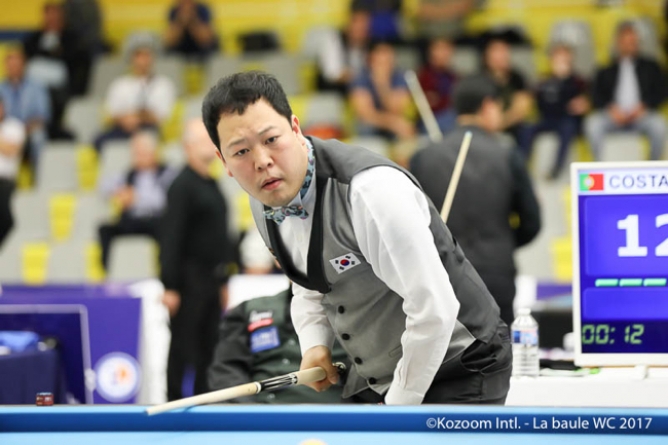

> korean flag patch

[{"left": 329, "top": 253, "right": 361, "bottom": 274}]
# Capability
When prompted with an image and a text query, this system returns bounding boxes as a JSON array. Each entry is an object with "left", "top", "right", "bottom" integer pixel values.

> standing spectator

[
  {"left": 63, "top": 0, "right": 106, "bottom": 96},
  {"left": 526, "top": 44, "right": 588, "bottom": 179},
  {"left": 349, "top": 41, "right": 414, "bottom": 140},
  {"left": 483, "top": 38, "right": 533, "bottom": 155},
  {"left": 410, "top": 75, "right": 541, "bottom": 326},
  {"left": 0, "top": 45, "right": 50, "bottom": 173},
  {"left": 208, "top": 286, "right": 348, "bottom": 403},
  {"left": 93, "top": 33, "right": 176, "bottom": 152},
  {"left": 417, "top": 38, "right": 458, "bottom": 134},
  {"left": 163, "top": 0, "right": 219, "bottom": 60},
  {"left": 23, "top": 1, "right": 80, "bottom": 140},
  {"left": 98, "top": 131, "right": 176, "bottom": 271},
  {"left": 351, "top": 0, "right": 403, "bottom": 43},
  {"left": 160, "top": 119, "right": 234, "bottom": 401},
  {"left": 415, "top": 0, "right": 477, "bottom": 42},
  {"left": 0, "top": 98, "right": 26, "bottom": 250},
  {"left": 585, "top": 22, "right": 666, "bottom": 161},
  {"left": 313, "top": 11, "right": 370, "bottom": 94}
]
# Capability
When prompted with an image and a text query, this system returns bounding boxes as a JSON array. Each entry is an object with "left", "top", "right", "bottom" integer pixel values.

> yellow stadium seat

[
  {"left": 50, "top": 193, "right": 77, "bottom": 242},
  {"left": 86, "top": 242, "right": 106, "bottom": 283},
  {"left": 76, "top": 145, "right": 99, "bottom": 191},
  {"left": 22, "top": 242, "right": 50, "bottom": 284},
  {"left": 550, "top": 236, "right": 573, "bottom": 283},
  {"left": 236, "top": 193, "right": 254, "bottom": 233},
  {"left": 162, "top": 99, "right": 185, "bottom": 143}
]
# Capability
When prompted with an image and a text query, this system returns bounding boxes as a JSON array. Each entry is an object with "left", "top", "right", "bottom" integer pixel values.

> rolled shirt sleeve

[{"left": 349, "top": 166, "right": 460, "bottom": 405}]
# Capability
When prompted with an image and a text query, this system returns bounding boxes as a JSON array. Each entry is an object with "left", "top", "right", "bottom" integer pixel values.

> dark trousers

[
  {"left": 98, "top": 215, "right": 161, "bottom": 270},
  {"left": 0, "top": 179, "right": 15, "bottom": 249},
  {"left": 167, "top": 261, "right": 222, "bottom": 401},
  {"left": 527, "top": 116, "right": 580, "bottom": 177},
  {"left": 346, "top": 321, "right": 512, "bottom": 405}
]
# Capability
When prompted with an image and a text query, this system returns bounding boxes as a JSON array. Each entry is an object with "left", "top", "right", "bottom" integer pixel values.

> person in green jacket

[{"left": 207, "top": 286, "right": 347, "bottom": 403}]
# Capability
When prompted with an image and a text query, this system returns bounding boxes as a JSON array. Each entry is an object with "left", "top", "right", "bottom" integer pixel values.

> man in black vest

[
  {"left": 410, "top": 75, "right": 541, "bottom": 326},
  {"left": 202, "top": 71, "right": 511, "bottom": 405},
  {"left": 208, "top": 285, "right": 347, "bottom": 404}
]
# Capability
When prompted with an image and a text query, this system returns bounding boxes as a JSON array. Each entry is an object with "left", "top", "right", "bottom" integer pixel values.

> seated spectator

[
  {"left": 585, "top": 21, "right": 666, "bottom": 161},
  {"left": 93, "top": 33, "right": 176, "bottom": 152},
  {"left": 351, "top": 0, "right": 403, "bottom": 43},
  {"left": 23, "top": 1, "right": 81, "bottom": 140},
  {"left": 527, "top": 44, "right": 589, "bottom": 179},
  {"left": 63, "top": 0, "right": 106, "bottom": 96},
  {"left": 0, "top": 45, "right": 51, "bottom": 173},
  {"left": 483, "top": 38, "right": 533, "bottom": 155},
  {"left": 98, "top": 131, "right": 177, "bottom": 271},
  {"left": 314, "top": 11, "right": 370, "bottom": 94},
  {"left": 417, "top": 38, "right": 458, "bottom": 134},
  {"left": 163, "top": 0, "right": 218, "bottom": 60},
  {"left": 415, "top": 0, "right": 478, "bottom": 42},
  {"left": 0, "top": 98, "right": 26, "bottom": 250},
  {"left": 349, "top": 41, "right": 415, "bottom": 140},
  {"left": 208, "top": 285, "right": 347, "bottom": 403}
]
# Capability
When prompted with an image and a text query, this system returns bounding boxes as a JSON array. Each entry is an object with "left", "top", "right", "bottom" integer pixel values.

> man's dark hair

[
  {"left": 453, "top": 75, "right": 499, "bottom": 115},
  {"left": 202, "top": 71, "right": 292, "bottom": 152}
]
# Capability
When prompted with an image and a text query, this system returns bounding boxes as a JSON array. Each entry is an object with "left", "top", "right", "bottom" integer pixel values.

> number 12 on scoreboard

[{"left": 617, "top": 214, "right": 668, "bottom": 257}]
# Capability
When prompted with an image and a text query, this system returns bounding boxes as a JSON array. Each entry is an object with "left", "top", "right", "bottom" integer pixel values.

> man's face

[
  {"left": 5, "top": 51, "right": 25, "bottom": 80},
  {"left": 429, "top": 39, "right": 453, "bottom": 69},
  {"left": 131, "top": 138, "right": 157, "bottom": 170},
  {"left": 617, "top": 27, "right": 639, "bottom": 58},
  {"left": 485, "top": 41, "right": 510, "bottom": 72},
  {"left": 132, "top": 48, "right": 154, "bottom": 75},
  {"left": 217, "top": 99, "right": 308, "bottom": 208}
]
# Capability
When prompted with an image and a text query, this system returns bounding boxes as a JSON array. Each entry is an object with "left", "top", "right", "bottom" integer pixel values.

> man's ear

[{"left": 291, "top": 114, "right": 304, "bottom": 139}]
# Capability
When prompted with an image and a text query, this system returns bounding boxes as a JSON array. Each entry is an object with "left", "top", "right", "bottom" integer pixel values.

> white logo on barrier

[{"left": 95, "top": 352, "right": 141, "bottom": 403}]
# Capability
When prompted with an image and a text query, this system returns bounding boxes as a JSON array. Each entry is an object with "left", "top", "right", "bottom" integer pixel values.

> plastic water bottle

[{"left": 511, "top": 308, "right": 540, "bottom": 377}]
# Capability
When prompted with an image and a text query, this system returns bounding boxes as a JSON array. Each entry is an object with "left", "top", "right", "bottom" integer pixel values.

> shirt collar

[{"left": 272, "top": 139, "right": 316, "bottom": 217}]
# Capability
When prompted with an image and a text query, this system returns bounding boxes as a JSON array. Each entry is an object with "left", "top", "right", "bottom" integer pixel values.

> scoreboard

[{"left": 571, "top": 162, "right": 668, "bottom": 366}]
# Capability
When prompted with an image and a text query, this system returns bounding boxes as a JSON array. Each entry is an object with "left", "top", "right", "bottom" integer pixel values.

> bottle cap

[{"left": 517, "top": 307, "right": 531, "bottom": 316}]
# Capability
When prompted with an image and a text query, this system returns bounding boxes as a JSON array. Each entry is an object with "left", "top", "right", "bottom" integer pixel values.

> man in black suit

[
  {"left": 585, "top": 21, "right": 667, "bottom": 161},
  {"left": 410, "top": 75, "right": 541, "bottom": 326}
]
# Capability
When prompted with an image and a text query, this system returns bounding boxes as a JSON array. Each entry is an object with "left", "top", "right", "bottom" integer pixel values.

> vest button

[
  {"left": 369, "top": 377, "right": 377, "bottom": 384},
  {"left": 341, "top": 333, "right": 350, "bottom": 340},
  {"left": 337, "top": 306, "right": 345, "bottom": 314},
  {"left": 354, "top": 357, "right": 363, "bottom": 364}
]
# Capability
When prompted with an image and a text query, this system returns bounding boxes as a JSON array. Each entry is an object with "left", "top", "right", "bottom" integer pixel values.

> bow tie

[{"left": 264, "top": 205, "right": 308, "bottom": 224}]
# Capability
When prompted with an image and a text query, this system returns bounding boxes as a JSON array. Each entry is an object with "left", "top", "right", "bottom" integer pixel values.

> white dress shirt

[
  {"left": 614, "top": 57, "right": 641, "bottom": 113},
  {"left": 282, "top": 165, "right": 460, "bottom": 405},
  {"left": 0, "top": 117, "right": 26, "bottom": 179},
  {"left": 106, "top": 74, "right": 176, "bottom": 122}
]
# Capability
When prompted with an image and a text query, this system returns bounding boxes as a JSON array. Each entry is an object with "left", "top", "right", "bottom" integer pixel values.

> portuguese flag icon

[{"left": 579, "top": 173, "right": 604, "bottom": 191}]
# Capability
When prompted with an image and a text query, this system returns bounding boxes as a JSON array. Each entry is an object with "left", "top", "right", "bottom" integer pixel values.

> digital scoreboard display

[{"left": 572, "top": 162, "right": 668, "bottom": 366}]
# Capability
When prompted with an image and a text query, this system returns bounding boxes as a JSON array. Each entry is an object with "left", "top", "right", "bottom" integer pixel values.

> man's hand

[
  {"left": 162, "top": 290, "right": 181, "bottom": 318},
  {"left": 113, "top": 186, "right": 134, "bottom": 210},
  {"left": 300, "top": 345, "right": 338, "bottom": 392},
  {"left": 608, "top": 105, "right": 629, "bottom": 126},
  {"left": 628, "top": 104, "right": 647, "bottom": 123}
]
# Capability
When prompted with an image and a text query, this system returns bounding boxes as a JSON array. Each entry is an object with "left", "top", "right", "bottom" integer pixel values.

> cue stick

[
  {"left": 440, "top": 131, "right": 472, "bottom": 223},
  {"left": 404, "top": 70, "right": 443, "bottom": 143},
  {"left": 145, "top": 362, "right": 346, "bottom": 416}
]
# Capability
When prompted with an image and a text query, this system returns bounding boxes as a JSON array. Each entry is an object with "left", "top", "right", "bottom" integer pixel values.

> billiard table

[{"left": 1, "top": 405, "right": 667, "bottom": 444}]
